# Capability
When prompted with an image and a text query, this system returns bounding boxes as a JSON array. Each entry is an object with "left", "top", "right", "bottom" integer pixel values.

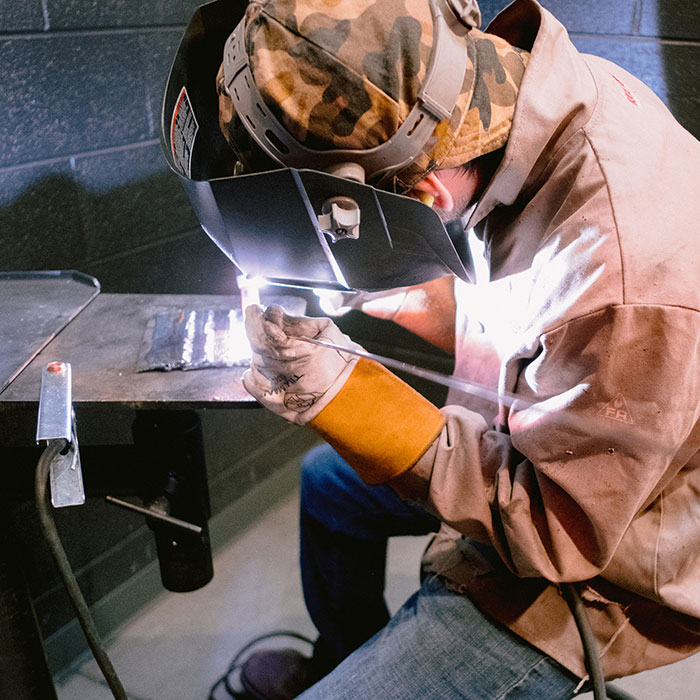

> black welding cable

[
  {"left": 605, "top": 684, "right": 640, "bottom": 700},
  {"left": 562, "top": 587, "right": 641, "bottom": 700},
  {"left": 35, "top": 440, "right": 128, "bottom": 700},
  {"left": 562, "top": 582, "right": 608, "bottom": 700}
]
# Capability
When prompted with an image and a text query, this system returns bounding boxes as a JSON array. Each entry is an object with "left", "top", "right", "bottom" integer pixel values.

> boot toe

[{"left": 240, "top": 648, "right": 314, "bottom": 700}]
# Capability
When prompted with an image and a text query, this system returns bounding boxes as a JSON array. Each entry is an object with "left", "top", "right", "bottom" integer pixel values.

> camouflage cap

[{"left": 218, "top": 0, "right": 529, "bottom": 189}]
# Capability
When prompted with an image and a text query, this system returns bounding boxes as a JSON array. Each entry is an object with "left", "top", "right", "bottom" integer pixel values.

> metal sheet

[
  {"left": 137, "top": 307, "right": 251, "bottom": 371},
  {"left": 0, "top": 293, "right": 306, "bottom": 409},
  {"left": 0, "top": 271, "right": 100, "bottom": 395}
]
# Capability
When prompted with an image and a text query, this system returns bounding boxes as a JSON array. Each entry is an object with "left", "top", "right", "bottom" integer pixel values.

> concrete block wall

[{"left": 0, "top": 0, "right": 238, "bottom": 293}]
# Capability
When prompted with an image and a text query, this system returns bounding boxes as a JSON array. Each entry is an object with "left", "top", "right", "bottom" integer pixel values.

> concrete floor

[{"left": 54, "top": 464, "right": 700, "bottom": 700}]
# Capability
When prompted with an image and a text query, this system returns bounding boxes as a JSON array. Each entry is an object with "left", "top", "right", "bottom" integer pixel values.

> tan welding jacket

[{"left": 403, "top": 0, "right": 700, "bottom": 682}]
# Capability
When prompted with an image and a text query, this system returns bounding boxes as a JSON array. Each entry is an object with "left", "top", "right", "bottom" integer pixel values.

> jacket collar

[{"left": 466, "top": 0, "right": 598, "bottom": 239}]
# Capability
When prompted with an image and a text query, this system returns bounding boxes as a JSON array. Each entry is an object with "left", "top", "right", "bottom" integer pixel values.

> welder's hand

[
  {"left": 315, "top": 289, "right": 406, "bottom": 317},
  {"left": 242, "top": 305, "right": 361, "bottom": 424},
  {"left": 244, "top": 305, "right": 445, "bottom": 486},
  {"left": 317, "top": 277, "right": 456, "bottom": 354}
]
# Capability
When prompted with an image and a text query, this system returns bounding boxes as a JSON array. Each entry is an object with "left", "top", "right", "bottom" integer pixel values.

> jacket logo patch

[
  {"left": 598, "top": 393, "right": 634, "bottom": 424},
  {"left": 610, "top": 74, "right": 638, "bottom": 106}
]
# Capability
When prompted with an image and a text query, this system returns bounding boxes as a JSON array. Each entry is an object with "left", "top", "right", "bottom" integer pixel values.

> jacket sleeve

[
  {"left": 393, "top": 304, "right": 700, "bottom": 582},
  {"left": 363, "top": 276, "right": 457, "bottom": 354},
  {"left": 327, "top": 277, "right": 457, "bottom": 353}
]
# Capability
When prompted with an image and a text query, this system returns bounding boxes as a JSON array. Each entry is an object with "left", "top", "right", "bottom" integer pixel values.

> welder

[{"left": 165, "top": 0, "right": 700, "bottom": 697}]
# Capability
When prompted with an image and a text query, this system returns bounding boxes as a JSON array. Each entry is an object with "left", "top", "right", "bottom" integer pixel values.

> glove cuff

[{"left": 309, "top": 358, "right": 445, "bottom": 484}]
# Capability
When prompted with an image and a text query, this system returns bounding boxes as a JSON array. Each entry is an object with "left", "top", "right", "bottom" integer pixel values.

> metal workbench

[{"left": 0, "top": 271, "right": 305, "bottom": 699}]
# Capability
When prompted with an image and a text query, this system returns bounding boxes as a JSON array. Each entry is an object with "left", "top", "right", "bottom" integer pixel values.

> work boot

[{"left": 239, "top": 648, "right": 316, "bottom": 700}]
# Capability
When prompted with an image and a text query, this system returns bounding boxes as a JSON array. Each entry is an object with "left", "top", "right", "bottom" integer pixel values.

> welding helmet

[{"left": 161, "top": 0, "right": 526, "bottom": 291}]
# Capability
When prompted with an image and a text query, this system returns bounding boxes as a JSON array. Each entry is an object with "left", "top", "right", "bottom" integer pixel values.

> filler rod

[
  {"left": 296, "top": 335, "right": 655, "bottom": 455},
  {"left": 298, "top": 335, "right": 509, "bottom": 407}
]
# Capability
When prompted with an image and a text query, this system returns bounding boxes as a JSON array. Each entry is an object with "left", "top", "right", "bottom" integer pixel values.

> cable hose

[
  {"left": 562, "top": 582, "right": 608, "bottom": 700},
  {"left": 604, "top": 685, "right": 639, "bottom": 700},
  {"left": 35, "top": 440, "right": 128, "bottom": 700}
]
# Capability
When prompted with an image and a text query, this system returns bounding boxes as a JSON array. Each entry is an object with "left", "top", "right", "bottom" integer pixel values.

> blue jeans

[{"left": 297, "top": 443, "right": 579, "bottom": 699}]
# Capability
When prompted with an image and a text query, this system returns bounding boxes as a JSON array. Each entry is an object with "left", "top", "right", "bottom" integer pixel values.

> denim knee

[
  {"left": 300, "top": 443, "right": 439, "bottom": 540},
  {"left": 300, "top": 444, "right": 361, "bottom": 522},
  {"left": 301, "top": 444, "right": 339, "bottom": 496}
]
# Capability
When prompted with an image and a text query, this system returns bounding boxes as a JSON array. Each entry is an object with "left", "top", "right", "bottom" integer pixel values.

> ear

[{"left": 412, "top": 172, "right": 454, "bottom": 212}]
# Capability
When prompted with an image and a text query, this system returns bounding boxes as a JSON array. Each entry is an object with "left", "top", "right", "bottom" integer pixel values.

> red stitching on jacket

[{"left": 610, "top": 73, "right": 638, "bottom": 106}]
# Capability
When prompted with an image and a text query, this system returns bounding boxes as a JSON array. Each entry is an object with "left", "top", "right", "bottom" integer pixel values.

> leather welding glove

[
  {"left": 243, "top": 305, "right": 445, "bottom": 485},
  {"left": 242, "top": 304, "right": 361, "bottom": 425}
]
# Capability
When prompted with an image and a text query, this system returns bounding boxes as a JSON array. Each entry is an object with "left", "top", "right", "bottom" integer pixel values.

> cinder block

[
  {"left": 0, "top": 160, "right": 85, "bottom": 271},
  {"left": 537, "top": 0, "right": 641, "bottom": 35},
  {"left": 1, "top": 33, "right": 149, "bottom": 167},
  {"left": 142, "top": 28, "right": 192, "bottom": 138},
  {"left": 72, "top": 142, "right": 199, "bottom": 261},
  {"left": 479, "top": 0, "right": 640, "bottom": 35},
  {"left": 47, "top": 0, "right": 203, "bottom": 30},
  {"left": 0, "top": 1, "right": 45, "bottom": 31},
  {"left": 84, "top": 228, "right": 240, "bottom": 294},
  {"left": 572, "top": 36, "right": 700, "bottom": 139},
  {"left": 640, "top": 0, "right": 700, "bottom": 40},
  {"left": 478, "top": 0, "right": 514, "bottom": 28}
]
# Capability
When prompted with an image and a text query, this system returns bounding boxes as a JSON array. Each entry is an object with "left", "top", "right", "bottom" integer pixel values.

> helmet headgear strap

[{"left": 222, "top": 0, "right": 471, "bottom": 184}]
